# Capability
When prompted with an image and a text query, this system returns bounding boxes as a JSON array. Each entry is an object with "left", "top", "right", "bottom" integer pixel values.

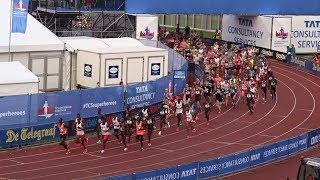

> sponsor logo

[
  {"left": 109, "top": 67, "right": 118, "bottom": 74},
  {"left": 38, "top": 101, "right": 54, "bottom": 119},
  {"left": 6, "top": 124, "right": 57, "bottom": 143},
  {"left": 84, "top": 64, "right": 92, "bottom": 77},
  {"left": 151, "top": 63, "right": 161, "bottom": 76},
  {"left": 140, "top": 27, "right": 155, "bottom": 40},
  {"left": 174, "top": 70, "right": 186, "bottom": 79},
  {"left": 275, "top": 27, "right": 288, "bottom": 40},
  {"left": 14, "top": 0, "right": 27, "bottom": 12},
  {"left": 0, "top": 111, "right": 26, "bottom": 118},
  {"left": 151, "top": 64, "right": 160, "bottom": 71},
  {"left": 276, "top": 52, "right": 286, "bottom": 61},
  {"left": 261, "top": 49, "right": 274, "bottom": 57},
  {"left": 84, "top": 65, "right": 92, "bottom": 72},
  {"left": 108, "top": 65, "right": 119, "bottom": 79},
  {"left": 38, "top": 101, "right": 73, "bottom": 119}
]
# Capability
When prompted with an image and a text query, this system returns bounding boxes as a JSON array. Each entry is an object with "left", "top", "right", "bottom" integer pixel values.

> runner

[
  {"left": 261, "top": 78, "right": 267, "bottom": 103},
  {"left": 158, "top": 103, "right": 169, "bottom": 136},
  {"left": 184, "top": 84, "right": 192, "bottom": 105},
  {"left": 222, "top": 79, "right": 230, "bottom": 107},
  {"left": 120, "top": 120, "right": 129, "bottom": 151},
  {"left": 74, "top": 114, "right": 88, "bottom": 154},
  {"left": 186, "top": 106, "right": 196, "bottom": 138},
  {"left": 126, "top": 110, "right": 135, "bottom": 144},
  {"left": 194, "top": 85, "right": 202, "bottom": 106},
  {"left": 246, "top": 87, "right": 255, "bottom": 114},
  {"left": 230, "top": 82, "right": 237, "bottom": 109},
  {"left": 240, "top": 79, "right": 248, "bottom": 104},
  {"left": 57, "top": 118, "right": 70, "bottom": 155},
  {"left": 204, "top": 97, "right": 211, "bottom": 125},
  {"left": 100, "top": 118, "right": 111, "bottom": 153},
  {"left": 96, "top": 108, "right": 103, "bottom": 144},
  {"left": 215, "top": 84, "right": 223, "bottom": 113},
  {"left": 175, "top": 96, "right": 183, "bottom": 132},
  {"left": 135, "top": 118, "right": 145, "bottom": 151},
  {"left": 146, "top": 115, "right": 155, "bottom": 146},
  {"left": 270, "top": 76, "right": 278, "bottom": 101},
  {"left": 112, "top": 114, "right": 121, "bottom": 144}
]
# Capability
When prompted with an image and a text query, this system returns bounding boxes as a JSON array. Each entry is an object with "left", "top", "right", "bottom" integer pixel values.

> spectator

[
  {"left": 313, "top": 54, "right": 319, "bottom": 64},
  {"left": 214, "top": 30, "right": 220, "bottom": 39},
  {"left": 176, "top": 24, "right": 180, "bottom": 35},
  {"left": 290, "top": 44, "right": 296, "bottom": 59},
  {"left": 185, "top": 25, "right": 190, "bottom": 36}
]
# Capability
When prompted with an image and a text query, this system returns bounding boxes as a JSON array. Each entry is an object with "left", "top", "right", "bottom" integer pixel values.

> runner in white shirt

[
  {"left": 100, "top": 119, "right": 111, "bottom": 153},
  {"left": 175, "top": 97, "right": 183, "bottom": 132},
  {"left": 185, "top": 106, "right": 196, "bottom": 138},
  {"left": 74, "top": 114, "right": 88, "bottom": 154},
  {"left": 112, "top": 115, "right": 121, "bottom": 144}
]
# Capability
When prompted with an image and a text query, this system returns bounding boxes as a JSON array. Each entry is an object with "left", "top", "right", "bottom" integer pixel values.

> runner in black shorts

[
  {"left": 120, "top": 120, "right": 129, "bottom": 151},
  {"left": 270, "top": 77, "right": 277, "bottom": 101},
  {"left": 146, "top": 116, "right": 154, "bottom": 147},
  {"left": 246, "top": 87, "right": 255, "bottom": 114},
  {"left": 215, "top": 85, "right": 223, "bottom": 113},
  {"left": 194, "top": 85, "right": 202, "bottom": 106},
  {"left": 204, "top": 97, "right": 211, "bottom": 125},
  {"left": 230, "top": 83, "right": 237, "bottom": 109},
  {"left": 184, "top": 84, "right": 192, "bottom": 105},
  {"left": 261, "top": 78, "right": 267, "bottom": 103}
]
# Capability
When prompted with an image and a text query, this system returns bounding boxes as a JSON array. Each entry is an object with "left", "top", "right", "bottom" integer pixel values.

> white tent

[
  {"left": 0, "top": 62, "right": 39, "bottom": 96},
  {"left": 60, "top": 37, "right": 168, "bottom": 88},
  {"left": 0, "top": 0, "right": 65, "bottom": 92}
]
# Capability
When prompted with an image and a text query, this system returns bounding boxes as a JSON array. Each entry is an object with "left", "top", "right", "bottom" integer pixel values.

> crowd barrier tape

[{"left": 101, "top": 131, "right": 309, "bottom": 179}]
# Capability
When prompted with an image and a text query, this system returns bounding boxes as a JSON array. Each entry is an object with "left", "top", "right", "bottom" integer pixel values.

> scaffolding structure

[{"left": 31, "top": 0, "right": 136, "bottom": 38}]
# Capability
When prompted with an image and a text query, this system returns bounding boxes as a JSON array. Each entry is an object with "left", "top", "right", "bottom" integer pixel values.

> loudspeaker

[{"left": 188, "top": 62, "right": 195, "bottom": 72}]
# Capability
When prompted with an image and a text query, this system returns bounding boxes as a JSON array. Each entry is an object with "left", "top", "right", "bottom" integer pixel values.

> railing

[{"left": 36, "top": 0, "right": 126, "bottom": 11}]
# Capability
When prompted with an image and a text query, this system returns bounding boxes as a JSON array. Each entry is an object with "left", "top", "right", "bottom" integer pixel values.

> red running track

[{"left": 0, "top": 61, "right": 319, "bottom": 180}]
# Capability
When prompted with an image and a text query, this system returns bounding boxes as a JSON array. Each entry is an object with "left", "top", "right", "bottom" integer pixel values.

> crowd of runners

[{"left": 56, "top": 30, "right": 279, "bottom": 155}]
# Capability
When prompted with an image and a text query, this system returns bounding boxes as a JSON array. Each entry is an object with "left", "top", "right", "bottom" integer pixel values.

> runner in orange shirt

[
  {"left": 57, "top": 118, "right": 70, "bottom": 155},
  {"left": 136, "top": 118, "right": 145, "bottom": 151}
]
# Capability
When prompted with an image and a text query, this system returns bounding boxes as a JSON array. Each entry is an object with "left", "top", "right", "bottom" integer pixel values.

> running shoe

[
  {"left": 65, "top": 150, "right": 71, "bottom": 155},
  {"left": 83, "top": 149, "right": 88, "bottom": 154},
  {"left": 96, "top": 140, "right": 101, "bottom": 144},
  {"left": 140, "top": 147, "right": 144, "bottom": 151},
  {"left": 206, "top": 122, "right": 209, "bottom": 126},
  {"left": 167, "top": 122, "right": 170, "bottom": 128},
  {"left": 192, "top": 129, "right": 196, "bottom": 133},
  {"left": 176, "top": 127, "right": 179, "bottom": 132},
  {"left": 101, "top": 150, "right": 105, "bottom": 153},
  {"left": 85, "top": 138, "right": 89, "bottom": 144},
  {"left": 148, "top": 143, "right": 151, "bottom": 147},
  {"left": 158, "top": 131, "right": 162, "bottom": 136},
  {"left": 124, "top": 147, "right": 128, "bottom": 151}
]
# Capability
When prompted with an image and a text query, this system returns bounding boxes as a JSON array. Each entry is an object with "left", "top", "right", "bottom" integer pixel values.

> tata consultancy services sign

[
  {"left": 222, "top": 15, "right": 272, "bottom": 49},
  {"left": 291, "top": 16, "right": 320, "bottom": 53}
]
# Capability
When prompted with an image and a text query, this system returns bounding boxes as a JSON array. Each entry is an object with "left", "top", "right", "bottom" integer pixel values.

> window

[
  {"left": 158, "top": 15, "right": 163, "bottom": 25},
  {"left": 194, "top": 15, "right": 202, "bottom": 29},
  {"left": 179, "top": 15, "right": 186, "bottom": 27},
  {"left": 164, "top": 15, "right": 172, "bottom": 26},
  {"left": 187, "top": 15, "right": 193, "bottom": 28},
  {"left": 211, "top": 15, "right": 219, "bottom": 30}
]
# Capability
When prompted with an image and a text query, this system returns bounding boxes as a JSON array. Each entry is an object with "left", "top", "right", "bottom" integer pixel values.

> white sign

[
  {"left": 291, "top": 16, "right": 320, "bottom": 53},
  {"left": 136, "top": 15, "right": 158, "bottom": 41},
  {"left": 271, "top": 17, "right": 291, "bottom": 53},
  {"left": 222, "top": 15, "right": 272, "bottom": 49}
]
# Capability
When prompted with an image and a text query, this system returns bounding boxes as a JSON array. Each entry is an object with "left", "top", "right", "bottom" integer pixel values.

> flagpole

[{"left": 8, "top": 0, "right": 13, "bottom": 62}]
